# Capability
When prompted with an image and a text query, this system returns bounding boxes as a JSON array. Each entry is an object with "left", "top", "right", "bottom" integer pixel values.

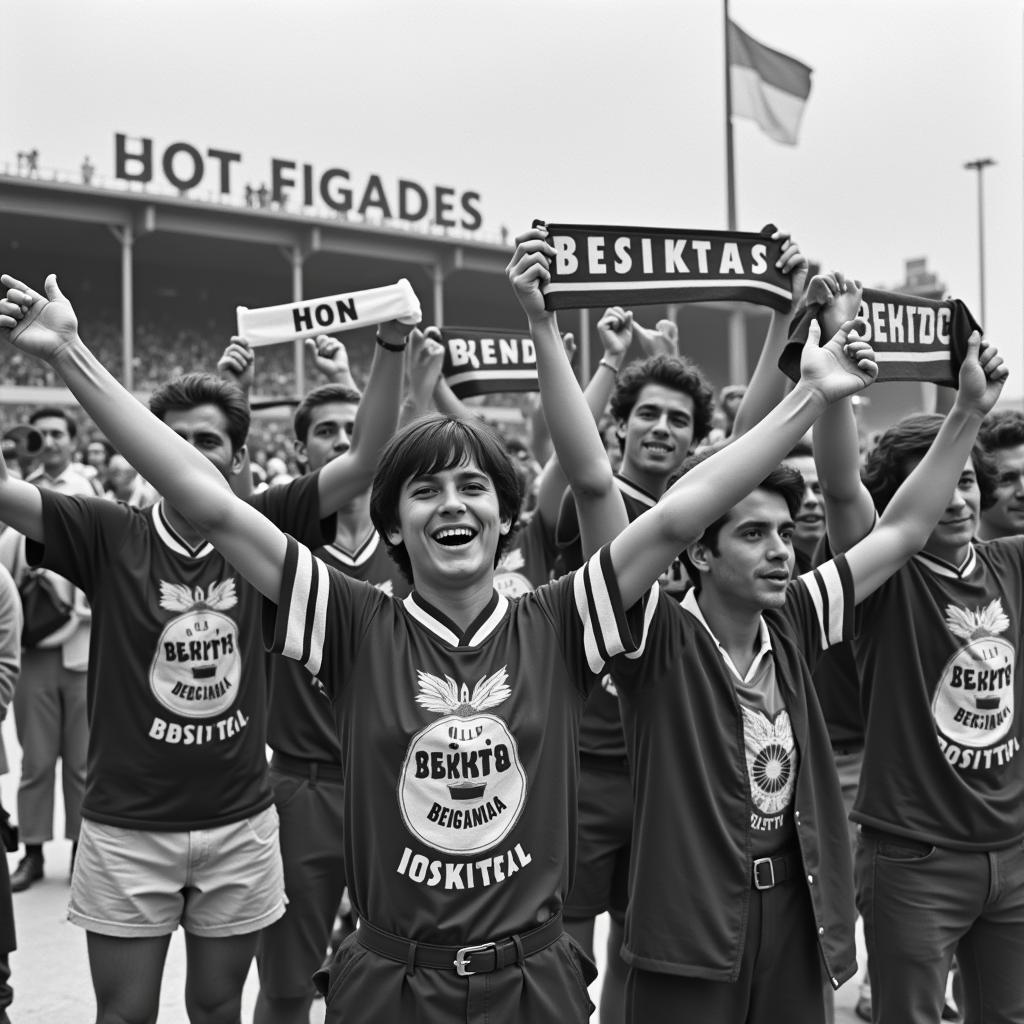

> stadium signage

[{"left": 114, "top": 133, "right": 483, "bottom": 230}]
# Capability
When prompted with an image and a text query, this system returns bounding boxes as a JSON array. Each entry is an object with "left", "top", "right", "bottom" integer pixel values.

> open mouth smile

[{"left": 431, "top": 526, "right": 479, "bottom": 547}]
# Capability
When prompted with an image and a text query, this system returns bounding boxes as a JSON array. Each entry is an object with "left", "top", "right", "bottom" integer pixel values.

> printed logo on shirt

[
  {"left": 494, "top": 547, "right": 533, "bottom": 598},
  {"left": 398, "top": 667, "right": 527, "bottom": 855},
  {"left": 741, "top": 705, "right": 796, "bottom": 829},
  {"left": 600, "top": 673, "right": 618, "bottom": 699},
  {"left": 375, "top": 579, "right": 395, "bottom": 597},
  {"left": 933, "top": 600, "right": 1020, "bottom": 770},
  {"left": 149, "top": 580, "right": 241, "bottom": 719}
]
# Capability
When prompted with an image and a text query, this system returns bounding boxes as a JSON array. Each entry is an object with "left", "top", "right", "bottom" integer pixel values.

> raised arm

[
  {"left": 806, "top": 274, "right": 877, "bottom": 550},
  {"left": 316, "top": 320, "right": 406, "bottom": 512},
  {"left": 216, "top": 335, "right": 256, "bottom": 499},
  {"left": 610, "top": 318, "right": 877, "bottom": 607},
  {"left": 507, "top": 230, "right": 628, "bottom": 554},
  {"left": 844, "top": 332, "right": 1007, "bottom": 600},
  {"left": 0, "top": 274, "right": 290, "bottom": 603},
  {"left": 399, "top": 328, "right": 446, "bottom": 427},
  {"left": 729, "top": 230, "right": 809, "bottom": 438}
]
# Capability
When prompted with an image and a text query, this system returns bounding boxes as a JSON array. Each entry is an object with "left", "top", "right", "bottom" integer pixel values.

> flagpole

[
  {"left": 723, "top": 0, "right": 737, "bottom": 231},
  {"left": 722, "top": 0, "right": 747, "bottom": 386}
]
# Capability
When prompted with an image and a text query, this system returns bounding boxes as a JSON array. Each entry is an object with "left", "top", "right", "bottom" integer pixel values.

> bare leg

[
  {"left": 183, "top": 931, "right": 259, "bottom": 1024},
  {"left": 87, "top": 931, "right": 172, "bottom": 1024}
]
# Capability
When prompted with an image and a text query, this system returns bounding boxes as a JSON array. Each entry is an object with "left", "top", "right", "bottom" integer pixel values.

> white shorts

[{"left": 68, "top": 805, "right": 286, "bottom": 938}]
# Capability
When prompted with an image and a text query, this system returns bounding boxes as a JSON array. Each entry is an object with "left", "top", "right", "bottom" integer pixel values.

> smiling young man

[
  {"left": 978, "top": 409, "right": 1024, "bottom": 541},
  {"left": 781, "top": 440, "right": 825, "bottom": 574},
  {"left": 0, "top": 295, "right": 406, "bottom": 1023}
]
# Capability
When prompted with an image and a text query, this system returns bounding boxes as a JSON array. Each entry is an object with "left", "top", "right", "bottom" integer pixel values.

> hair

[
  {"left": 608, "top": 355, "right": 714, "bottom": 449},
  {"left": 785, "top": 439, "right": 814, "bottom": 461},
  {"left": 979, "top": 409, "right": 1024, "bottom": 452},
  {"left": 148, "top": 373, "right": 251, "bottom": 453},
  {"left": 369, "top": 415, "right": 522, "bottom": 584},
  {"left": 676, "top": 452, "right": 804, "bottom": 592},
  {"left": 29, "top": 405, "right": 77, "bottom": 438},
  {"left": 86, "top": 438, "right": 115, "bottom": 461},
  {"left": 862, "top": 413, "right": 998, "bottom": 513},
  {"left": 292, "top": 383, "right": 363, "bottom": 443}
]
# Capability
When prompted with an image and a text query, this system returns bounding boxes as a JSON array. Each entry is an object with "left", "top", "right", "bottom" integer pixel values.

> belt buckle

[
  {"left": 753, "top": 857, "right": 776, "bottom": 890},
  {"left": 453, "top": 941, "right": 497, "bottom": 976}
]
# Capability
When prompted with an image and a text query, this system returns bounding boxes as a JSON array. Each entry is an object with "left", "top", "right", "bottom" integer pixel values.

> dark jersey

[
  {"left": 804, "top": 538, "right": 864, "bottom": 747},
  {"left": 30, "top": 475, "right": 331, "bottom": 830},
  {"left": 559, "top": 474, "right": 685, "bottom": 758},
  {"left": 610, "top": 557, "right": 857, "bottom": 984},
  {"left": 267, "top": 530, "right": 410, "bottom": 763},
  {"left": 264, "top": 538, "right": 652, "bottom": 945},
  {"left": 492, "top": 513, "right": 558, "bottom": 597},
  {"left": 853, "top": 540, "right": 1024, "bottom": 849}
]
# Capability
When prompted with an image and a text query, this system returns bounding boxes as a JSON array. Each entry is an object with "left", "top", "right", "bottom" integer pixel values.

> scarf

[
  {"left": 779, "top": 289, "right": 980, "bottom": 386},
  {"left": 439, "top": 327, "right": 537, "bottom": 398},
  {"left": 236, "top": 279, "right": 421, "bottom": 346},
  {"left": 537, "top": 221, "right": 793, "bottom": 313}
]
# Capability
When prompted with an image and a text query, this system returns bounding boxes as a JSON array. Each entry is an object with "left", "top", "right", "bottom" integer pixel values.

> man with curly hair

[{"left": 978, "top": 409, "right": 1024, "bottom": 542}]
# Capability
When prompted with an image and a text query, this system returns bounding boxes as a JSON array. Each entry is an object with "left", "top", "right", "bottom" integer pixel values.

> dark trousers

[
  {"left": 320, "top": 932, "right": 595, "bottom": 1024},
  {"left": 857, "top": 828, "right": 1024, "bottom": 1024},
  {"left": 0, "top": 842, "right": 14, "bottom": 1016},
  {"left": 625, "top": 875, "right": 826, "bottom": 1024}
]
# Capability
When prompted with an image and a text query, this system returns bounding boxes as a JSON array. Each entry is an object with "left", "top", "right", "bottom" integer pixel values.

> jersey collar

[
  {"left": 913, "top": 544, "right": 977, "bottom": 580},
  {"left": 151, "top": 500, "right": 215, "bottom": 559},
  {"left": 615, "top": 474, "right": 658, "bottom": 509},
  {"left": 681, "top": 588, "right": 773, "bottom": 684},
  {"left": 403, "top": 590, "right": 509, "bottom": 648},
  {"left": 322, "top": 530, "right": 381, "bottom": 568}
]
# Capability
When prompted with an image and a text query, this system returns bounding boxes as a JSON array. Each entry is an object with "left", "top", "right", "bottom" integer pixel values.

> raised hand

[
  {"left": 412, "top": 327, "right": 447, "bottom": 395},
  {"left": 597, "top": 307, "right": 633, "bottom": 360},
  {"left": 560, "top": 331, "right": 577, "bottom": 363},
  {"left": 954, "top": 332, "right": 1008, "bottom": 417},
  {"left": 217, "top": 336, "right": 255, "bottom": 394},
  {"left": 771, "top": 230, "right": 810, "bottom": 313},
  {"left": 0, "top": 273, "right": 79, "bottom": 360},
  {"left": 507, "top": 228, "right": 556, "bottom": 323},
  {"left": 305, "top": 334, "right": 358, "bottom": 388},
  {"left": 812, "top": 272, "right": 863, "bottom": 338},
  {"left": 799, "top": 317, "right": 877, "bottom": 404}
]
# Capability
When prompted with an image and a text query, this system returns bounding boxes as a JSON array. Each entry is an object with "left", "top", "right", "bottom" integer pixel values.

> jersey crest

[
  {"left": 932, "top": 599, "right": 1017, "bottom": 760},
  {"left": 149, "top": 579, "right": 242, "bottom": 719},
  {"left": 399, "top": 667, "right": 528, "bottom": 855},
  {"left": 741, "top": 705, "right": 796, "bottom": 818}
]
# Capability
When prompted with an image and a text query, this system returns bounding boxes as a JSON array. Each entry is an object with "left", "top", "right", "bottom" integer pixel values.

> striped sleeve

[
  {"left": 263, "top": 535, "right": 332, "bottom": 678},
  {"left": 573, "top": 545, "right": 659, "bottom": 674},
  {"left": 794, "top": 553, "right": 854, "bottom": 651}
]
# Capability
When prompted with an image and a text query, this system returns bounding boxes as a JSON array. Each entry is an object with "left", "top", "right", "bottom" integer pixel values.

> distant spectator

[
  {"left": 245, "top": 183, "right": 254, "bottom": 208},
  {"left": 80, "top": 156, "right": 95, "bottom": 186},
  {"left": 707, "top": 383, "right": 747, "bottom": 443},
  {"left": 81, "top": 438, "right": 113, "bottom": 495},
  {"left": 256, "top": 183, "right": 269, "bottom": 209},
  {"left": 104, "top": 454, "right": 158, "bottom": 508},
  {"left": 25, "top": 149, "right": 38, "bottom": 178}
]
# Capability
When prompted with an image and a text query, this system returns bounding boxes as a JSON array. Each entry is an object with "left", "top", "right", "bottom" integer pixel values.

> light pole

[{"left": 963, "top": 157, "right": 995, "bottom": 324}]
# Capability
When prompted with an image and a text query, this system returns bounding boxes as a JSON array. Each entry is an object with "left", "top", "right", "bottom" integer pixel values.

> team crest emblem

[
  {"left": 399, "top": 667, "right": 527, "bottom": 855},
  {"left": 149, "top": 580, "right": 241, "bottom": 719},
  {"left": 932, "top": 600, "right": 1015, "bottom": 746},
  {"left": 741, "top": 706, "right": 795, "bottom": 815},
  {"left": 494, "top": 548, "right": 532, "bottom": 598}
]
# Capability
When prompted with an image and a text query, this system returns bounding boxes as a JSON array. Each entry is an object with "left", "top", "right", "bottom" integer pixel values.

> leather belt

[
  {"left": 356, "top": 913, "right": 563, "bottom": 976},
  {"left": 271, "top": 752, "right": 344, "bottom": 782},
  {"left": 752, "top": 850, "right": 801, "bottom": 890}
]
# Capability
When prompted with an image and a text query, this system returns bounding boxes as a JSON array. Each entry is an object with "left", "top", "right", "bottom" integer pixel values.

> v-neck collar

[
  {"left": 913, "top": 544, "right": 977, "bottom": 580},
  {"left": 323, "top": 530, "right": 381, "bottom": 568},
  {"left": 403, "top": 589, "right": 509, "bottom": 647},
  {"left": 151, "top": 501, "right": 214, "bottom": 559}
]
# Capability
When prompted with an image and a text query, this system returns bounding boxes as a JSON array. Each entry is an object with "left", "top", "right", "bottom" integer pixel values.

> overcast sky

[{"left": 4, "top": 0, "right": 1022, "bottom": 394}]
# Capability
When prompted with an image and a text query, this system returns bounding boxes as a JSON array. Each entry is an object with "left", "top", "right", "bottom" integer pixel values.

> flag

[{"left": 728, "top": 20, "right": 812, "bottom": 145}]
